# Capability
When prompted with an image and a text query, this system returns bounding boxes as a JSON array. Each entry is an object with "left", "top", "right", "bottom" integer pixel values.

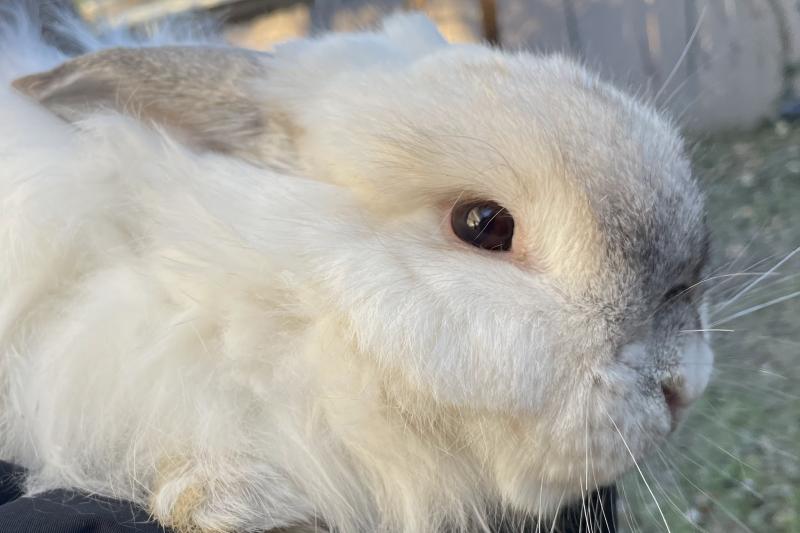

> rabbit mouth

[{"left": 662, "top": 382, "right": 690, "bottom": 432}]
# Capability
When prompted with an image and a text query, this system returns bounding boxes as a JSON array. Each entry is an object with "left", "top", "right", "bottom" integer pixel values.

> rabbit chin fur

[{"left": 0, "top": 6, "right": 714, "bottom": 533}]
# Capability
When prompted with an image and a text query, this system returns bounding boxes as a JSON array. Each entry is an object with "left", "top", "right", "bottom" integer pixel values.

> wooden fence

[{"left": 77, "top": 0, "right": 800, "bottom": 132}]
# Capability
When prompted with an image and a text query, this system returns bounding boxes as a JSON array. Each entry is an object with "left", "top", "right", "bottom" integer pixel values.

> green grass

[{"left": 621, "top": 122, "right": 800, "bottom": 532}]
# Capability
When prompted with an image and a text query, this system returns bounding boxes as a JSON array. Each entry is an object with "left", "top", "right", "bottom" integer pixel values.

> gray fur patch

[{"left": 13, "top": 46, "right": 298, "bottom": 169}]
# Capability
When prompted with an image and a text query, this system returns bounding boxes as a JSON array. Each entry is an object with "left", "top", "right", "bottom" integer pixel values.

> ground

[{"left": 621, "top": 122, "right": 800, "bottom": 532}]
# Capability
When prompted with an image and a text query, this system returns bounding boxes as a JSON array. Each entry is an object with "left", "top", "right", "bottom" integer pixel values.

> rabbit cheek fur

[{"left": 0, "top": 8, "right": 713, "bottom": 533}]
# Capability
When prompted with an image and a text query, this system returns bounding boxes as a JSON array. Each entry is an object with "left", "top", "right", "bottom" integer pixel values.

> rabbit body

[{"left": 0, "top": 8, "right": 712, "bottom": 532}]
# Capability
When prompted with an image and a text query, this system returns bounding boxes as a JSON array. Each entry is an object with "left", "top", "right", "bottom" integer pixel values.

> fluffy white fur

[{"left": 0, "top": 7, "right": 712, "bottom": 532}]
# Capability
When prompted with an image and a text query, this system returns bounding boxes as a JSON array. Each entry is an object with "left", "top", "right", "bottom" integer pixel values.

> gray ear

[{"left": 12, "top": 46, "right": 291, "bottom": 165}]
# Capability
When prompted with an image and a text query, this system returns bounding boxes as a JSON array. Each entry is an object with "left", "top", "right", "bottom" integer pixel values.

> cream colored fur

[{"left": 0, "top": 7, "right": 712, "bottom": 532}]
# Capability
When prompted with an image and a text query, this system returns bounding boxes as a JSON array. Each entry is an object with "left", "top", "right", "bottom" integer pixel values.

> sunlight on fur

[{"left": 0, "top": 4, "right": 715, "bottom": 532}]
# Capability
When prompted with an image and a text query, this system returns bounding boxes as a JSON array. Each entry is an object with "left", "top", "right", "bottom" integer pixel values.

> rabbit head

[
  {"left": 261, "top": 14, "right": 714, "bottom": 499},
  {"left": 6, "top": 11, "right": 712, "bottom": 530}
]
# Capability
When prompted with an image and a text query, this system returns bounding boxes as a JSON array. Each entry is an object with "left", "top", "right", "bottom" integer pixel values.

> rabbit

[{"left": 0, "top": 5, "right": 713, "bottom": 533}]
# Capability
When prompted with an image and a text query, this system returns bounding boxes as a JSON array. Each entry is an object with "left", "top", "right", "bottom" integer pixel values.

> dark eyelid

[
  {"left": 663, "top": 284, "right": 691, "bottom": 303},
  {"left": 685, "top": 230, "right": 711, "bottom": 293}
]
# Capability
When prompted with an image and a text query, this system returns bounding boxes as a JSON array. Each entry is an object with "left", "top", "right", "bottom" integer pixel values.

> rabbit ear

[{"left": 12, "top": 46, "right": 287, "bottom": 164}]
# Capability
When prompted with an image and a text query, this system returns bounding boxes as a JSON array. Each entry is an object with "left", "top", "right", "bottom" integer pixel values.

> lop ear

[{"left": 12, "top": 46, "right": 289, "bottom": 164}]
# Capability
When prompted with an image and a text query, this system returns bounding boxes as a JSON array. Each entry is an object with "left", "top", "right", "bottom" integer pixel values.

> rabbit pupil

[{"left": 451, "top": 201, "right": 514, "bottom": 251}]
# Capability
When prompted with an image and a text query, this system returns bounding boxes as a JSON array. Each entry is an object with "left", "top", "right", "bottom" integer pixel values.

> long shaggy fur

[{"left": 0, "top": 5, "right": 713, "bottom": 532}]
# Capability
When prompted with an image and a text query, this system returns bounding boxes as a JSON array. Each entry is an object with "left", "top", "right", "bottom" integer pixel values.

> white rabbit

[{"left": 0, "top": 5, "right": 713, "bottom": 532}]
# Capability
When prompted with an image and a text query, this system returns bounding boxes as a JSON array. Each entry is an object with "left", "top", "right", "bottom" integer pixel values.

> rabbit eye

[{"left": 451, "top": 201, "right": 514, "bottom": 251}]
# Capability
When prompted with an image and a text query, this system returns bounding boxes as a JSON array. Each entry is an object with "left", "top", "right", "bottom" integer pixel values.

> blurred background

[
  {"left": 69, "top": 0, "right": 800, "bottom": 132},
  {"left": 62, "top": 1, "right": 800, "bottom": 531}
]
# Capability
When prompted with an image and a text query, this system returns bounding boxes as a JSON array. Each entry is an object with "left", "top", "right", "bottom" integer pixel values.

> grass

[{"left": 620, "top": 121, "right": 800, "bottom": 532}]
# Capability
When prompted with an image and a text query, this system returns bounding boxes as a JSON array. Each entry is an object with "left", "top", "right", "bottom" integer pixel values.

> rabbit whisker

[
  {"left": 605, "top": 412, "right": 672, "bottom": 533},
  {"left": 711, "top": 289, "right": 800, "bottom": 326},
  {"left": 713, "top": 245, "right": 800, "bottom": 314}
]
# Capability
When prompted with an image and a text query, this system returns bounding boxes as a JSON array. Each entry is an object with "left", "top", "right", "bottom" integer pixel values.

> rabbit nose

[{"left": 660, "top": 358, "right": 709, "bottom": 429}]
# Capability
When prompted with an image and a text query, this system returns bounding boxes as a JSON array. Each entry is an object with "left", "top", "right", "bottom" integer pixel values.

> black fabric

[
  {"left": 0, "top": 491, "right": 170, "bottom": 533},
  {"left": 548, "top": 486, "right": 618, "bottom": 533},
  {"left": 0, "top": 462, "right": 169, "bottom": 533},
  {"left": 0, "top": 461, "right": 615, "bottom": 532},
  {"left": 0, "top": 461, "right": 26, "bottom": 505},
  {"left": 492, "top": 486, "right": 617, "bottom": 533}
]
